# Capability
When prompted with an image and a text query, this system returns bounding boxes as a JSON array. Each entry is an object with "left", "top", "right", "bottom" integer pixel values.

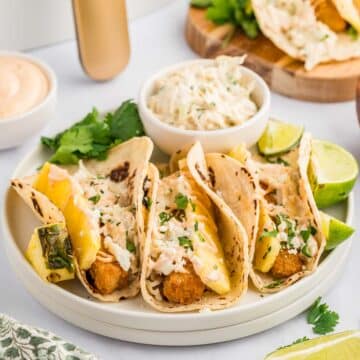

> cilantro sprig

[
  {"left": 41, "top": 100, "right": 144, "bottom": 165},
  {"left": 307, "top": 297, "right": 339, "bottom": 335},
  {"left": 175, "top": 193, "right": 189, "bottom": 210},
  {"left": 190, "top": 0, "right": 260, "bottom": 39}
]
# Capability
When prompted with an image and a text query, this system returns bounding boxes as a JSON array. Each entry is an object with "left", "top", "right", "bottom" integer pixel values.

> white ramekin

[
  {"left": 139, "top": 58, "right": 270, "bottom": 155},
  {"left": 0, "top": 51, "right": 57, "bottom": 150}
]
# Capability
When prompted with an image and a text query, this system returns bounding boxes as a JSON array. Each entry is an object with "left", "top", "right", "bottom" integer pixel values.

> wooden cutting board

[{"left": 186, "top": 7, "right": 360, "bottom": 103}]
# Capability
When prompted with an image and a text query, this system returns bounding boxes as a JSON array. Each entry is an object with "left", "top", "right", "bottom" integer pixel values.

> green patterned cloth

[{"left": 0, "top": 314, "right": 98, "bottom": 360}]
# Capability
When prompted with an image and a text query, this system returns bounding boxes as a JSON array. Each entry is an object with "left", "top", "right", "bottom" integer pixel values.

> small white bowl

[
  {"left": 139, "top": 59, "right": 270, "bottom": 155},
  {"left": 0, "top": 51, "right": 57, "bottom": 150}
]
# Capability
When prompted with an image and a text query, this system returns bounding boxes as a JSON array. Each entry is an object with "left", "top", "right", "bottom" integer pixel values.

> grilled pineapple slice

[
  {"left": 253, "top": 207, "right": 281, "bottom": 273},
  {"left": 26, "top": 223, "right": 75, "bottom": 283},
  {"left": 33, "top": 162, "right": 100, "bottom": 270},
  {"left": 312, "top": 0, "right": 347, "bottom": 32},
  {"left": 181, "top": 166, "right": 231, "bottom": 295}
]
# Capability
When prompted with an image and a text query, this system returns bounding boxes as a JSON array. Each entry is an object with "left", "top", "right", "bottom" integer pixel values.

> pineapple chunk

[
  {"left": 183, "top": 169, "right": 231, "bottom": 295},
  {"left": 254, "top": 234, "right": 281, "bottom": 273},
  {"left": 26, "top": 223, "right": 75, "bottom": 283},
  {"left": 228, "top": 144, "right": 249, "bottom": 164},
  {"left": 33, "top": 162, "right": 100, "bottom": 270},
  {"left": 254, "top": 208, "right": 281, "bottom": 273}
]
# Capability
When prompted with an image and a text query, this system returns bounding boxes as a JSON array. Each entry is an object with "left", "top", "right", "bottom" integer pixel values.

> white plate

[{"left": 2, "top": 143, "right": 354, "bottom": 340}]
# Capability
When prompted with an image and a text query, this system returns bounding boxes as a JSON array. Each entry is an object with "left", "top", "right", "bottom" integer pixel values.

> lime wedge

[
  {"left": 257, "top": 119, "right": 304, "bottom": 156},
  {"left": 320, "top": 211, "right": 355, "bottom": 250},
  {"left": 265, "top": 331, "right": 360, "bottom": 359},
  {"left": 309, "top": 140, "right": 358, "bottom": 208}
]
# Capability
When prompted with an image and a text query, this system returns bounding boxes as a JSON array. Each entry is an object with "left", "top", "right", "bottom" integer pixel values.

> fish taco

[
  {"left": 141, "top": 142, "right": 249, "bottom": 312},
  {"left": 252, "top": 0, "right": 360, "bottom": 70},
  {"left": 12, "top": 137, "right": 154, "bottom": 301},
  {"left": 206, "top": 134, "right": 326, "bottom": 292}
]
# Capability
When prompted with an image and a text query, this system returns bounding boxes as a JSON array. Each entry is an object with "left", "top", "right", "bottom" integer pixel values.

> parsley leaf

[
  {"left": 264, "top": 279, "right": 284, "bottom": 289},
  {"left": 175, "top": 193, "right": 189, "bottom": 210},
  {"left": 41, "top": 100, "right": 144, "bottom": 165},
  {"left": 202, "top": 0, "right": 260, "bottom": 39},
  {"left": 259, "top": 229, "right": 278, "bottom": 241},
  {"left": 190, "top": 0, "right": 212, "bottom": 7},
  {"left": 307, "top": 297, "right": 339, "bottom": 335},
  {"left": 178, "top": 236, "right": 193, "bottom": 250},
  {"left": 88, "top": 194, "right": 101, "bottom": 204},
  {"left": 143, "top": 196, "right": 152, "bottom": 209},
  {"left": 126, "top": 239, "right": 136, "bottom": 253},
  {"left": 159, "top": 212, "right": 172, "bottom": 225}
]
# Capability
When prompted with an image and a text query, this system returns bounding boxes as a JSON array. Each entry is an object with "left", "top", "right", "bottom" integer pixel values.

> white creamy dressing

[
  {"left": 147, "top": 56, "right": 258, "bottom": 130},
  {"left": 73, "top": 162, "right": 136, "bottom": 272},
  {"left": 0, "top": 56, "right": 49, "bottom": 119},
  {"left": 257, "top": 0, "right": 360, "bottom": 70},
  {"left": 257, "top": 154, "right": 319, "bottom": 260},
  {"left": 149, "top": 172, "right": 221, "bottom": 282}
]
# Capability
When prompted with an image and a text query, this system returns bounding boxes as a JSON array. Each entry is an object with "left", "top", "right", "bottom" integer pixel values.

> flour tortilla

[
  {"left": 12, "top": 137, "right": 154, "bottom": 302},
  {"left": 251, "top": 133, "right": 326, "bottom": 292},
  {"left": 252, "top": 0, "right": 360, "bottom": 70},
  {"left": 140, "top": 142, "right": 250, "bottom": 313}
]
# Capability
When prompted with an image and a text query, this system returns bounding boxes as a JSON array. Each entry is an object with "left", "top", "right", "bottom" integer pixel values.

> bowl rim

[
  {"left": 0, "top": 50, "right": 57, "bottom": 125},
  {"left": 139, "top": 58, "right": 271, "bottom": 137}
]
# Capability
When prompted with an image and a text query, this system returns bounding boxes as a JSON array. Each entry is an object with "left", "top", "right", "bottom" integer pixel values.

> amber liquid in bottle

[{"left": 73, "top": 0, "right": 130, "bottom": 81}]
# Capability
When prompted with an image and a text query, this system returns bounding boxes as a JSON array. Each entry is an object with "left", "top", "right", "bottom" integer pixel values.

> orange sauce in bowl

[{"left": 0, "top": 56, "right": 49, "bottom": 119}]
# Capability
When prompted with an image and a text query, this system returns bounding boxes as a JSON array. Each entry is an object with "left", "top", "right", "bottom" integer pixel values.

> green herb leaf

[
  {"left": 264, "top": 279, "right": 284, "bottom": 289},
  {"left": 259, "top": 229, "right": 278, "bottom": 241},
  {"left": 41, "top": 100, "right": 144, "bottom": 165},
  {"left": 190, "top": 0, "right": 213, "bottom": 8},
  {"left": 126, "top": 239, "right": 136, "bottom": 253},
  {"left": 159, "top": 212, "right": 172, "bottom": 225},
  {"left": 175, "top": 193, "right": 189, "bottom": 210},
  {"left": 107, "top": 100, "right": 145, "bottom": 141},
  {"left": 300, "top": 229, "right": 311, "bottom": 242},
  {"left": 347, "top": 25, "right": 358, "bottom": 40},
  {"left": 194, "top": 221, "right": 199, "bottom": 232},
  {"left": 307, "top": 297, "right": 339, "bottom": 335},
  {"left": 206, "top": 0, "right": 259, "bottom": 39},
  {"left": 88, "top": 194, "right": 101, "bottom": 204},
  {"left": 143, "top": 196, "right": 152, "bottom": 209},
  {"left": 301, "top": 245, "right": 312, "bottom": 258},
  {"left": 178, "top": 236, "right": 193, "bottom": 250}
]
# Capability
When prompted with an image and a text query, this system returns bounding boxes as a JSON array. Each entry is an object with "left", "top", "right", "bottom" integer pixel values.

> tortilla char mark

[
  {"left": 110, "top": 161, "right": 130, "bottom": 182},
  {"left": 208, "top": 167, "right": 216, "bottom": 187},
  {"left": 31, "top": 191, "right": 43, "bottom": 217}
]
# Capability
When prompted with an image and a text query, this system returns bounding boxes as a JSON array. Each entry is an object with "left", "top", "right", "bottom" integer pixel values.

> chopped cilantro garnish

[
  {"left": 178, "top": 236, "right": 193, "bottom": 250},
  {"left": 307, "top": 297, "right": 339, "bottom": 335},
  {"left": 194, "top": 221, "right": 199, "bottom": 232},
  {"left": 198, "top": 233, "right": 206, "bottom": 242},
  {"left": 159, "top": 212, "right": 172, "bottom": 226},
  {"left": 264, "top": 279, "right": 284, "bottom": 289},
  {"left": 88, "top": 194, "right": 101, "bottom": 204},
  {"left": 259, "top": 229, "right": 278, "bottom": 241},
  {"left": 143, "top": 196, "right": 152, "bottom": 209},
  {"left": 300, "top": 229, "right": 311, "bottom": 242},
  {"left": 175, "top": 193, "right": 189, "bottom": 210},
  {"left": 189, "top": 199, "right": 196, "bottom": 211},
  {"left": 301, "top": 245, "right": 312, "bottom": 258},
  {"left": 126, "top": 239, "right": 136, "bottom": 253},
  {"left": 41, "top": 100, "right": 144, "bottom": 165}
]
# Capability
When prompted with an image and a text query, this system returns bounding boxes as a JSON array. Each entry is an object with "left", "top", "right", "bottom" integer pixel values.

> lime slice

[
  {"left": 309, "top": 140, "right": 358, "bottom": 208},
  {"left": 265, "top": 331, "right": 360, "bottom": 359},
  {"left": 320, "top": 211, "right": 355, "bottom": 250},
  {"left": 257, "top": 119, "right": 304, "bottom": 156}
]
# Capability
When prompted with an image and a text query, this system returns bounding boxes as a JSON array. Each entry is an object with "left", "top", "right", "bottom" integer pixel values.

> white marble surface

[{"left": 0, "top": 1, "right": 359, "bottom": 359}]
